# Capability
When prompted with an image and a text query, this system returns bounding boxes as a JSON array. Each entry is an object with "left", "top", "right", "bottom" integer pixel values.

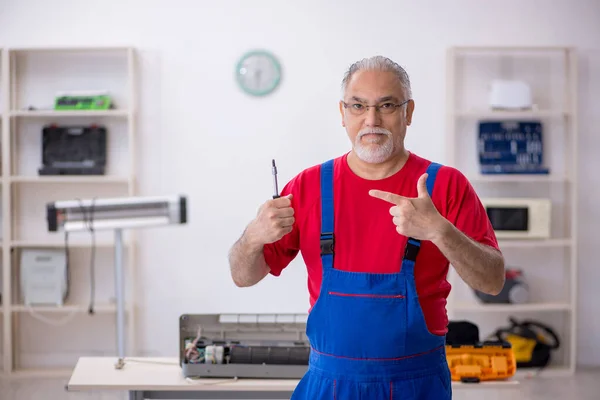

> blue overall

[{"left": 291, "top": 159, "right": 452, "bottom": 399}]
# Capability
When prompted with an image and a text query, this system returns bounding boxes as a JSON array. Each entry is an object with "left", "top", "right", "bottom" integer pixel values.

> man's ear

[
  {"left": 339, "top": 100, "right": 346, "bottom": 127},
  {"left": 405, "top": 99, "right": 415, "bottom": 126}
]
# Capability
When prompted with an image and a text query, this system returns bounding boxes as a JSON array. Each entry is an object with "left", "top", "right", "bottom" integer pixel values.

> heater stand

[
  {"left": 45, "top": 195, "right": 188, "bottom": 371},
  {"left": 114, "top": 228, "right": 126, "bottom": 369}
]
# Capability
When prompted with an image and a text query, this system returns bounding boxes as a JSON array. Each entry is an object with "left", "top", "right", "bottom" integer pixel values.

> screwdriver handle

[{"left": 272, "top": 159, "right": 280, "bottom": 199}]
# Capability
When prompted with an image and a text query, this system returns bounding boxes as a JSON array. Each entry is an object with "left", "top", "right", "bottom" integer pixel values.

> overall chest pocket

[{"left": 314, "top": 289, "right": 409, "bottom": 359}]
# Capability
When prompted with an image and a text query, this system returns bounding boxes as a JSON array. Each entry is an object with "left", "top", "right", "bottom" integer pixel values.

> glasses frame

[{"left": 341, "top": 98, "right": 411, "bottom": 115}]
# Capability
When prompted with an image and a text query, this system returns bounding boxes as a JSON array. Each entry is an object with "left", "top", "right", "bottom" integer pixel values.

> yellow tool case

[
  {"left": 446, "top": 342, "right": 516, "bottom": 382},
  {"left": 445, "top": 320, "right": 516, "bottom": 383}
]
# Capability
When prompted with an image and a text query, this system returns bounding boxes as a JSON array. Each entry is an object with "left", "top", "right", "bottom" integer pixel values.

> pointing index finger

[{"left": 368, "top": 189, "right": 406, "bottom": 205}]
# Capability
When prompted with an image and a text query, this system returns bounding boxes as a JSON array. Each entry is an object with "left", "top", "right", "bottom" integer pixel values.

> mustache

[{"left": 358, "top": 127, "right": 392, "bottom": 138}]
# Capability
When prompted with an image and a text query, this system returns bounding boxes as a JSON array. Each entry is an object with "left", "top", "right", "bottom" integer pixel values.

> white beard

[{"left": 353, "top": 127, "right": 395, "bottom": 163}]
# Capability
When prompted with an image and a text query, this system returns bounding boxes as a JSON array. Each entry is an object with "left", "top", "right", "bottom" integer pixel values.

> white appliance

[
  {"left": 481, "top": 198, "right": 551, "bottom": 239},
  {"left": 20, "top": 249, "right": 68, "bottom": 306},
  {"left": 489, "top": 80, "right": 533, "bottom": 110}
]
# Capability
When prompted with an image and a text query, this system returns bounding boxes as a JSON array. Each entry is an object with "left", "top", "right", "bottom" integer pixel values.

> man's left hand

[{"left": 369, "top": 173, "right": 449, "bottom": 241}]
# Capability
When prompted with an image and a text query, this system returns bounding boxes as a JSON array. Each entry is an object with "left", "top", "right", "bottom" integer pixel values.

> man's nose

[{"left": 364, "top": 106, "right": 382, "bottom": 126}]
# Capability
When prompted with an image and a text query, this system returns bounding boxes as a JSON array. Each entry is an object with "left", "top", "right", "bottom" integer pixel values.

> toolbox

[
  {"left": 445, "top": 320, "right": 516, "bottom": 383},
  {"left": 446, "top": 342, "right": 516, "bottom": 382}
]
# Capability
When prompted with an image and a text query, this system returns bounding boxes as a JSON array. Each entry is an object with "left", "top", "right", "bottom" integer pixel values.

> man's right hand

[{"left": 246, "top": 194, "right": 295, "bottom": 246}]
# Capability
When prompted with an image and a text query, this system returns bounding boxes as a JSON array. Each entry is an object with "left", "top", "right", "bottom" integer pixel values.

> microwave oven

[{"left": 480, "top": 198, "right": 551, "bottom": 239}]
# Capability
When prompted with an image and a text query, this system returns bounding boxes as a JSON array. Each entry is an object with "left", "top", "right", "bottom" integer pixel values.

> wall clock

[{"left": 235, "top": 50, "right": 282, "bottom": 97}]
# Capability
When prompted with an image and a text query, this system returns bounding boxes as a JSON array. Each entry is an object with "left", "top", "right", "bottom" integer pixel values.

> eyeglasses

[{"left": 342, "top": 99, "right": 410, "bottom": 116}]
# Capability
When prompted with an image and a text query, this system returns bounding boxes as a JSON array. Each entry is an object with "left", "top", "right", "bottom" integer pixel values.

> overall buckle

[
  {"left": 320, "top": 232, "right": 335, "bottom": 256},
  {"left": 404, "top": 238, "right": 421, "bottom": 261}
]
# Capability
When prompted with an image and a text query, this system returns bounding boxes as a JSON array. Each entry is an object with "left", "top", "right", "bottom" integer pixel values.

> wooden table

[{"left": 67, "top": 357, "right": 519, "bottom": 399}]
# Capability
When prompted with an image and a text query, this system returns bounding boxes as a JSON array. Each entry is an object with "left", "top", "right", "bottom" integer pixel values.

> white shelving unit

[
  {"left": 0, "top": 46, "right": 137, "bottom": 378},
  {"left": 445, "top": 46, "right": 578, "bottom": 377}
]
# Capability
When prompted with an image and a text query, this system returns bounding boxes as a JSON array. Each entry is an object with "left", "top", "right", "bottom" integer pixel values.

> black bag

[
  {"left": 492, "top": 317, "right": 560, "bottom": 368},
  {"left": 446, "top": 320, "right": 480, "bottom": 346}
]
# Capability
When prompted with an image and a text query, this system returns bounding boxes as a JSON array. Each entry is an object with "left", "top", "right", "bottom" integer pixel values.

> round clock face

[{"left": 236, "top": 50, "right": 281, "bottom": 96}]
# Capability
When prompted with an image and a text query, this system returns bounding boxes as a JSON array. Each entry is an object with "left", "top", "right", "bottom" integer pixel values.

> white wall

[{"left": 0, "top": 0, "right": 598, "bottom": 367}]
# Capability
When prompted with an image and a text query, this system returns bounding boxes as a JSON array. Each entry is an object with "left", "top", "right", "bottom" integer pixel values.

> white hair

[{"left": 341, "top": 56, "right": 412, "bottom": 99}]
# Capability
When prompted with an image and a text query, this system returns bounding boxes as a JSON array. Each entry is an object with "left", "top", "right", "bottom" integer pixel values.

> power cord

[
  {"left": 71, "top": 197, "right": 97, "bottom": 315},
  {"left": 64, "top": 230, "right": 71, "bottom": 304},
  {"left": 31, "top": 198, "right": 97, "bottom": 326}
]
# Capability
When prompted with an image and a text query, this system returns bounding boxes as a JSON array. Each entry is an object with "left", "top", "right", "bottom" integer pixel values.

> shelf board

[
  {"left": 468, "top": 174, "right": 569, "bottom": 183},
  {"left": 8, "top": 46, "right": 133, "bottom": 53},
  {"left": 10, "top": 240, "right": 119, "bottom": 248},
  {"left": 452, "top": 302, "right": 571, "bottom": 312},
  {"left": 455, "top": 110, "right": 567, "bottom": 119},
  {"left": 10, "top": 176, "right": 130, "bottom": 184},
  {"left": 11, "top": 303, "right": 116, "bottom": 313},
  {"left": 497, "top": 238, "right": 573, "bottom": 248},
  {"left": 514, "top": 365, "right": 573, "bottom": 378},
  {"left": 451, "top": 46, "right": 573, "bottom": 52},
  {"left": 10, "top": 109, "right": 129, "bottom": 118},
  {"left": 3, "top": 367, "right": 74, "bottom": 380}
]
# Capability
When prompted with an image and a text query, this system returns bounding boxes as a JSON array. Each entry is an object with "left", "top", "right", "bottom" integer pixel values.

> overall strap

[
  {"left": 403, "top": 162, "right": 443, "bottom": 264},
  {"left": 320, "top": 159, "right": 335, "bottom": 270}
]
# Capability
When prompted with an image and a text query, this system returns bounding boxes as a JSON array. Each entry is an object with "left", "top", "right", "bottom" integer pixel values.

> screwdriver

[{"left": 272, "top": 159, "right": 280, "bottom": 199}]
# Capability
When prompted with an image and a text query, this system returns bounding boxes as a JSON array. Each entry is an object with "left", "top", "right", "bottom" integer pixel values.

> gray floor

[{"left": 0, "top": 368, "right": 599, "bottom": 399}]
